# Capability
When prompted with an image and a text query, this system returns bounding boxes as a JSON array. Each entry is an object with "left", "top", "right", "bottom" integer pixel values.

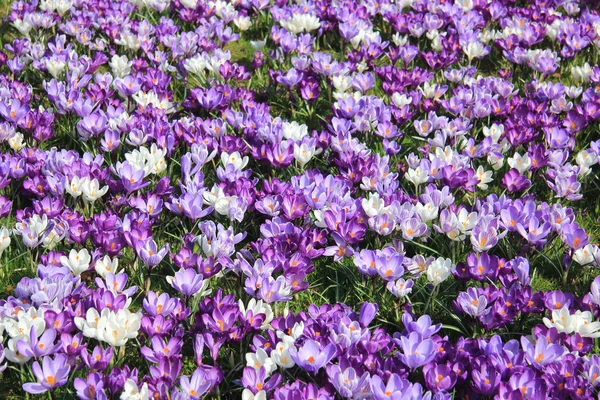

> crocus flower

[
  {"left": 23, "top": 354, "right": 71, "bottom": 394},
  {"left": 521, "top": 335, "right": 564, "bottom": 367},
  {"left": 370, "top": 374, "right": 426, "bottom": 400},
  {"left": 16, "top": 327, "right": 61, "bottom": 359},
  {"left": 136, "top": 238, "right": 169, "bottom": 268},
  {"left": 397, "top": 332, "right": 436, "bottom": 370},
  {"left": 543, "top": 306, "right": 600, "bottom": 338},
  {"left": 327, "top": 363, "right": 370, "bottom": 398},
  {"left": 74, "top": 372, "right": 106, "bottom": 400},
  {"left": 59, "top": 248, "right": 91, "bottom": 276},
  {"left": 288, "top": 339, "right": 336, "bottom": 374},
  {"left": 426, "top": 257, "right": 454, "bottom": 285},
  {"left": 180, "top": 368, "right": 211, "bottom": 398},
  {"left": 502, "top": 168, "right": 531, "bottom": 192},
  {"left": 166, "top": 268, "right": 210, "bottom": 298},
  {"left": 455, "top": 287, "right": 489, "bottom": 317},
  {"left": 424, "top": 363, "right": 457, "bottom": 392},
  {"left": 471, "top": 362, "right": 500, "bottom": 396}
]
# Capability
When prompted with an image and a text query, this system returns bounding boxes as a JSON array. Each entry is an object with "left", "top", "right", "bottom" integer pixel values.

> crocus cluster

[{"left": 0, "top": 0, "right": 599, "bottom": 398}]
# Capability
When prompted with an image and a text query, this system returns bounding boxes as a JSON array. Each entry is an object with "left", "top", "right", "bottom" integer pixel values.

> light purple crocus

[
  {"left": 521, "top": 335, "right": 564, "bottom": 367},
  {"left": 288, "top": 339, "right": 336, "bottom": 374},
  {"left": 397, "top": 332, "right": 437, "bottom": 370},
  {"left": 23, "top": 354, "right": 71, "bottom": 394},
  {"left": 16, "top": 327, "right": 61, "bottom": 359},
  {"left": 455, "top": 287, "right": 489, "bottom": 317},
  {"left": 180, "top": 368, "right": 212, "bottom": 398},
  {"left": 136, "top": 238, "right": 169, "bottom": 268},
  {"left": 370, "top": 374, "right": 425, "bottom": 400},
  {"left": 167, "top": 268, "right": 206, "bottom": 298}
]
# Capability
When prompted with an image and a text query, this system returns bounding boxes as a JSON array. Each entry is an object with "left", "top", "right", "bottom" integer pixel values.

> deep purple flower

[
  {"left": 502, "top": 168, "right": 531, "bottom": 192},
  {"left": 424, "top": 363, "right": 457, "bottom": 392}
]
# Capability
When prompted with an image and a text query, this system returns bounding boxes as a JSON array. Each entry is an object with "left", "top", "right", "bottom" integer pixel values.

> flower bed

[{"left": 0, "top": 0, "right": 600, "bottom": 398}]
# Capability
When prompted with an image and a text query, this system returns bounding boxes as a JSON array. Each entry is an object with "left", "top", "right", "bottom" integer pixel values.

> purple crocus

[
  {"left": 0, "top": 98, "right": 29, "bottom": 123},
  {"left": 16, "top": 327, "right": 61, "bottom": 359},
  {"left": 397, "top": 332, "right": 436, "bottom": 370},
  {"left": 74, "top": 372, "right": 106, "bottom": 400},
  {"left": 521, "top": 335, "right": 565, "bottom": 367},
  {"left": 454, "top": 287, "right": 489, "bottom": 317},
  {"left": 288, "top": 339, "right": 336, "bottom": 374},
  {"left": 136, "top": 238, "right": 169, "bottom": 268},
  {"left": 502, "top": 168, "right": 531, "bottom": 192},
  {"left": 180, "top": 368, "right": 212, "bottom": 398},
  {"left": 370, "top": 374, "right": 425, "bottom": 400},
  {"left": 471, "top": 362, "right": 500, "bottom": 396},
  {"left": 23, "top": 354, "right": 71, "bottom": 394},
  {"left": 167, "top": 268, "right": 207, "bottom": 298},
  {"left": 327, "top": 363, "right": 370, "bottom": 398},
  {"left": 424, "top": 363, "right": 457, "bottom": 392},
  {"left": 180, "top": 192, "right": 214, "bottom": 220}
]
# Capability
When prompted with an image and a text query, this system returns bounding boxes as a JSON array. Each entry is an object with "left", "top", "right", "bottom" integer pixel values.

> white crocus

[
  {"left": 463, "top": 41, "right": 487, "bottom": 60},
  {"left": 487, "top": 152, "right": 504, "bottom": 170},
  {"left": 415, "top": 202, "right": 438, "bottom": 222},
  {"left": 426, "top": 257, "right": 454, "bottom": 285},
  {"left": 203, "top": 186, "right": 224, "bottom": 207},
  {"left": 66, "top": 176, "right": 83, "bottom": 198},
  {"left": 543, "top": 306, "right": 600, "bottom": 338},
  {"left": 405, "top": 166, "right": 429, "bottom": 187},
  {"left": 4, "top": 338, "right": 31, "bottom": 364},
  {"left": 98, "top": 316, "right": 128, "bottom": 347},
  {"left": 60, "top": 248, "right": 91, "bottom": 276},
  {"left": 45, "top": 58, "right": 66, "bottom": 79},
  {"left": 507, "top": 152, "right": 532, "bottom": 174},
  {"left": 293, "top": 142, "right": 316, "bottom": 168},
  {"left": 109, "top": 55, "right": 132, "bottom": 78},
  {"left": 573, "top": 244, "right": 597, "bottom": 266},
  {"left": 475, "top": 166, "right": 493, "bottom": 190},
  {"left": 572, "top": 63, "right": 592, "bottom": 83},
  {"left": 250, "top": 39, "right": 267, "bottom": 52},
  {"left": 576, "top": 149, "right": 598, "bottom": 176},
  {"left": 5, "top": 309, "right": 45, "bottom": 340},
  {"left": 242, "top": 389, "right": 266, "bottom": 400},
  {"left": 332, "top": 75, "right": 352, "bottom": 93},
  {"left": 184, "top": 55, "right": 207, "bottom": 76},
  {"left": 95, "top": 255, "right": 120, "bottom": 278},
  {"left": 221, "top": 151, "right": 248, "bottom": 171},
  {"left": 120, "top": 379, "right": 149, "bottom": 400},
  {"left": 246, "top": 348, "right": 276, "bottom": 375},
  {"left": 391, "top": 93, "right": 412, "bottom": 108},
  {"left": 74, "top": 307, "right": 101, "bottom": 339},
  {"left": 457, "top": 209, "right": 478, "bottom": 232},
  {"left": 482, "top": 123, "right": 504, "bottom": 143},
  {"left": 79, "top": 308, "right": 142, "bottom": 347},
  {"left": 132, "top": 90, "right": 174, "bottom": 113},
  {"left": 8, "top": 132, "right": 25, "bottom": 151},
  {"left": 361, "top": 192, "right": 386, "bottom": 217},
  {"left": 12, "top": 19, "right": 32, "bottom": 36},
  {"left": 270, "top": 338, "right": 296, "bottom": 369},
  {"left": 282, "top": 121, "right": 308, "bottom": 141},
  {"left": 214, "top": 195, "right": 235, "bottom": 216},
  {"left": 0, "top": 226, "right": 11, "bottom": 255},
  {"left": 234, "top": 15, "right": 252, "bottom": 31},
  {"left": 180, "top": 0, "right": 197, "bottom": 8},
  {"left": 80, "top": 178, "right": 109, "bottom": 202}
]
